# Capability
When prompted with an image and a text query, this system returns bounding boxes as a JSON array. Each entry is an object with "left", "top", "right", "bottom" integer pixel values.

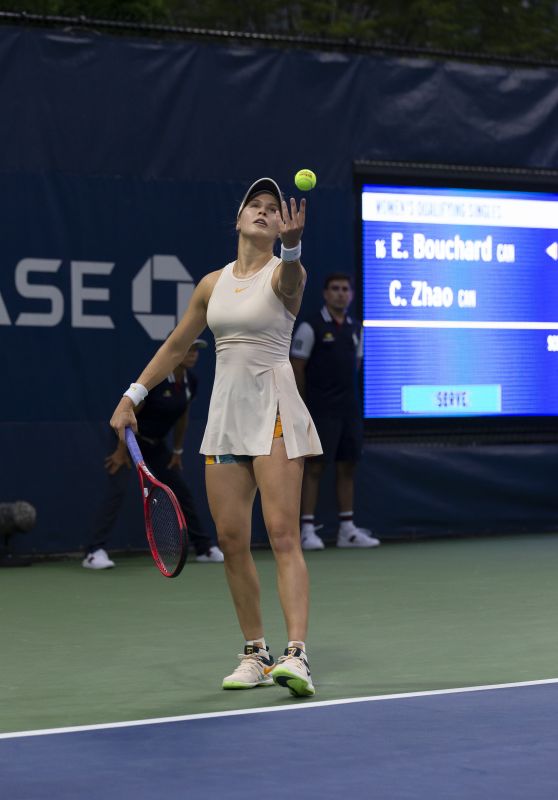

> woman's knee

[
  {"left": 267, "top": 521, "right": 300, "bottom": 555},
  {"left": 215, "top": 524, "right": 251, "bottom": 557}
]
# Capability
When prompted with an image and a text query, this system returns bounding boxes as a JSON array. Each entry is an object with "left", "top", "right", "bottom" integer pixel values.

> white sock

[
  {"left": 339, "top": 512, "right": 354, "bottom": 531},
  {"left": 300, "top": 516, "right": 315, "bottom": 531},
  {"left": 246, "top": 638, "right": 266, "bottom": 651}
]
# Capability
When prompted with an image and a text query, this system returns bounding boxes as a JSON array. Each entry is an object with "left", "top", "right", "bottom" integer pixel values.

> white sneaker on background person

[
  {"left": 337, "top": 523, "right": 380, "bottom": 548},
  {"left": 300, "top": 523, "right": 325, "bottom": 551},
  {"left": 196, "top": 545, "right": 225, "bottom": 563},
  {"left": 82, "top": 548, "right": 115, "bottom": 569}
]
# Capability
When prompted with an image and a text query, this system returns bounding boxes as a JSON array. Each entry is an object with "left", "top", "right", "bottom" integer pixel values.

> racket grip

[{"left": 125, "top": 427, "right": 144, "bottom": 467}]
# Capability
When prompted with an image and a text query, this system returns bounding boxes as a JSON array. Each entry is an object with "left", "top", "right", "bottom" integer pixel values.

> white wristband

[
  {"left": 173, "top": 448, "right": 184, "bottom": 455},
  {"left": 123, "top": 383, "right": 148, "bottom": 406},
  {"left": 281, "top": 242, "right": 302, "bottom": 262}
]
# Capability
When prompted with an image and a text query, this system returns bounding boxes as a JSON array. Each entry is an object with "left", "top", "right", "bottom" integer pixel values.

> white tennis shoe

[
  {"left": 196, "top": 546, "right": 224, "bottom": 563},
  {"left": 300, "top": 523, "right": 325, "bottom": 551},
  {"left": 271, "top": 646, "right": 315, "bottom": 697},
  {"left": 222, "top": 645, "right": 275, "bottom": 689},
  {"left": 337, "top": 524, "right": 380, "bottom": 548},
  {"left": 82, "top": 548, "right": 115, "bottom": 569}
]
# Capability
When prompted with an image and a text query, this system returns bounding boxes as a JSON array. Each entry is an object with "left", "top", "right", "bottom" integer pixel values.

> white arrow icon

[{"left": 546, "top": 242, "right": 558, "bottom": 261}]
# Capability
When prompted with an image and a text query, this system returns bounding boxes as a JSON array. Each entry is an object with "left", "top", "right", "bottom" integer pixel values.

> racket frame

[{"left": 125, "top": 427, "right": 187, "bottom": 578}]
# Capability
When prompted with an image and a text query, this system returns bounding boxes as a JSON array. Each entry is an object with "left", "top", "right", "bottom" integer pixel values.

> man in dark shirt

[
  {"left": 83, "top": 339, "right": 223, "bottom": 569},
  {"left": 291, "top": 273, "right": 380, "bottom": 550}
]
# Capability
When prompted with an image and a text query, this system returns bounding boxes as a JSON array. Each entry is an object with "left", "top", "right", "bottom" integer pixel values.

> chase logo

[
  {"left": 133, "top": 255, "right": 195, "bottom": 341},
  {"left": 0, "top": 254, "right": 195, "bottom": 341}
]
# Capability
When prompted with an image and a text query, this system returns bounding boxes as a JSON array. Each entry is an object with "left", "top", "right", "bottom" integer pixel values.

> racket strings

[{"left": 147, "top": 485, "right": 185, "bottom": 576}]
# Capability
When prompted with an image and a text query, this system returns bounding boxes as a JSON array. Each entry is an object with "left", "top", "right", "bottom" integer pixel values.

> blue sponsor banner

[{"left": 3, "top": 25, "right": 558, "bottom": 550}]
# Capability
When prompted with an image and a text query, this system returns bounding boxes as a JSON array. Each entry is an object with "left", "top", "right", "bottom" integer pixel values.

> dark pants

[
  {"left": 309, "top": 413, "right": 363, "bottom": 463},
  {"left": 87, "top": 438, "right": 212, "bottom": 556}
]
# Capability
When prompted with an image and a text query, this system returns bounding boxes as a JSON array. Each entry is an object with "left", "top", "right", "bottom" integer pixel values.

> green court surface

[{"left": 2, "top": 534, "right": 558, "bottom": 735}]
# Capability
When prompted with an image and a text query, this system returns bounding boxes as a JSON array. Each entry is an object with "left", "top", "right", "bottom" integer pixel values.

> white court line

[{"left": 1, "top": 677, "right": 558, "bottom": 741}]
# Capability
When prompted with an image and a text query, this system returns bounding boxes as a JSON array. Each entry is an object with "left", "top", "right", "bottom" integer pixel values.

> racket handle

[{"left": 125, "top": 427, "right": 144, "bottom": 467}]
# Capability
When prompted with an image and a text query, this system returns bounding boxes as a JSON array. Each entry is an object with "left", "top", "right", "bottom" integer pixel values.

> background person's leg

[
  {"left": 300, "top": 459, "right": 325, "bottom": 516},
  {"left": 300, "top": 459, "right": 326, "bottom": 550},
  {"left": 83, "top": 466, "right": 130, "bottom": 568},
  {"left": 160, "top": 467, "right": 214, "bottom": 557},
  {"left": 145, "top": 443, "right": 216, "bottom": 558},
  {"left": 335, "top": 460, "right": 356, "bottom": 513},
  {"left": 300, "top": 415, "right": 343, "bottom": 549},
  {"left": 335, "top": 417, "right": 380, "bottom": 548}
]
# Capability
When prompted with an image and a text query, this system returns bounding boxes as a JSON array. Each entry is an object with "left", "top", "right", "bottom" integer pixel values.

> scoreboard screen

[{"left": 357, "top": 163, "right": 558, "bottom": 440}]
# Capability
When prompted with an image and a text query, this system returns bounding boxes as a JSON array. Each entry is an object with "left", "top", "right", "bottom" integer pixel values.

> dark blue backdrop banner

[{"left": 1, "top": 25, "right": 558, "bottom": 553}]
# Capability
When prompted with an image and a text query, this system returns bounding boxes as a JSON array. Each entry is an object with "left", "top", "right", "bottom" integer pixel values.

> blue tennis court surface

[{"left": 2, "top": 680, "right": 557, "bottom": 799}]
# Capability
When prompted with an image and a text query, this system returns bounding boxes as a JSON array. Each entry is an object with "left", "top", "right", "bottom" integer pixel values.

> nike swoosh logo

[{"left": 234, "top": 287, "right": 248, "bottom": 293}]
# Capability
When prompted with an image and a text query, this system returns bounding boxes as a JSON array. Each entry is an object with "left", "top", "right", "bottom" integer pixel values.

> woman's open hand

[{"left": 277, "top": 197, "right": 306, "bottom": 249}]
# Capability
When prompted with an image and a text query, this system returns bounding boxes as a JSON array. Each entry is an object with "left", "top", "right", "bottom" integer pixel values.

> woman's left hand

[{"left": 277, "top": 198, "right": 306, "bottom": 248}]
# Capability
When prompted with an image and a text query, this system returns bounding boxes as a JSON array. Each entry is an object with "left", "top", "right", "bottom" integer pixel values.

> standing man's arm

[
  {"left": 168, "top": 408, "right": 190, "bottom": 470},
  {"left": 169, "top": 366, "right": 199, "bottom": 470},
  {"left": 290, "top": 321, "right": 316, "bottom": 400},
  {"left": 291, "top": 358, "right": 307, "bottom": 399}
]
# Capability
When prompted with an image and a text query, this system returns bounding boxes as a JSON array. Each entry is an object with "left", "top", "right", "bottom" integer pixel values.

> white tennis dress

[{"left": 200, "top": 256, "right": 322, "bottom": 459}]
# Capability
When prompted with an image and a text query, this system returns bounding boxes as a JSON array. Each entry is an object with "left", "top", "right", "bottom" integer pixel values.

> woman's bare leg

[
  {"left": 253, "top": 439, "right": 307, "bottom": 641},
  {"left": 205, "top": 461, "right": 262, "bottom": 639}
]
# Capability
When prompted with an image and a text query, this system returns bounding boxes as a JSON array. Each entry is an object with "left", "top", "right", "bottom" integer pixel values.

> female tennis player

[{"left": 110, "top": 177, "right": 322, "bottom": 697}]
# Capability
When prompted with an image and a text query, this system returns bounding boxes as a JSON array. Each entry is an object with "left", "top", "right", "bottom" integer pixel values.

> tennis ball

[{"left": 294, "top": 169, "right": 317, "bottom": 191}]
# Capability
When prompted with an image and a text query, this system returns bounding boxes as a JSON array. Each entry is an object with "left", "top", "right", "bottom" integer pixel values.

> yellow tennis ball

[{"left": 294, "top": 169, "right": 317, "bottom": 191}]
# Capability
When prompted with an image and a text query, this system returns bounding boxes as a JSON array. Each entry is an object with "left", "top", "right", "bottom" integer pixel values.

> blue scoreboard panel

[{"left": 357, "top": 164, "right": 558, "bottom": 439}]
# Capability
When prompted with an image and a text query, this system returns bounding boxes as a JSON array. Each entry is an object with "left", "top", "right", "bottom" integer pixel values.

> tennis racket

[{"left": 125, "top": 427, "right": 187, "bottom": 578}]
